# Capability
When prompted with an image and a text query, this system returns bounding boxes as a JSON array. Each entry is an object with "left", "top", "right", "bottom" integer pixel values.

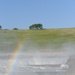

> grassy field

[{"left": 0, "top": 28, "right": 75, "bottom": 52}]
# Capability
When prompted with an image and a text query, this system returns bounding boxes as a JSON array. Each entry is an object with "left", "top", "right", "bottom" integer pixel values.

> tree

[
  {"left": 29, "top": 24, "right": 43, "bottom": 30},
  {"left": 13, "top": 28, "right": 18, "bottom": 30},
  {"left": 0, "top": 25, "right": 2, "bottom": 30}
]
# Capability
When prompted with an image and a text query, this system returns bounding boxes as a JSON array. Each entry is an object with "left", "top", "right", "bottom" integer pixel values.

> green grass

[
  {"left": 27, "top": 29, "right": 75, "bottom": 45},
  {"left": 0, "top": 28, "right": 75, "bottom": 51}
]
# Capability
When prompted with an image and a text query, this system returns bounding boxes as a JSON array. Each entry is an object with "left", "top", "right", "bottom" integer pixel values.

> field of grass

[{"left": 0, "top": 28, "right": 75, "bottom": 52}]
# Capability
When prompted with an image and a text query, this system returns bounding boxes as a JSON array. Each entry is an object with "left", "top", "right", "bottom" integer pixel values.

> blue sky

[{"left": 0, "top": 0, "right": 75, "bottom": 29}]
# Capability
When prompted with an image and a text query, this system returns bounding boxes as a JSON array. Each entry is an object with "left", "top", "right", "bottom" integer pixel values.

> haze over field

[{"left": 0, "top": 28, "right": 75, "bottom": 52}]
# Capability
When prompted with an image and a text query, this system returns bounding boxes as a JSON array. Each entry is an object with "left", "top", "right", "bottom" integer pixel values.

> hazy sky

[{"left": 0, "top": 0, "right": 75, "bottom": 29}]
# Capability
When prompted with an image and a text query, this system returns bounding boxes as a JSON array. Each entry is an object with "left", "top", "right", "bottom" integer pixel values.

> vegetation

[
  {"left": 13, "top": 28, "right": 18, "bottom": 30},
  {"left": 25, "top": 28, "right": 75, "bottom": 49},
  {"left": 0, "top": 23, "right": 43, "bottom": 30},
  {"left": 0, "top": 25, "right": 2, "bottom": 30},
  {"left": 29, "top": 24, "right": 43, "bottom": 30},
  {"left": 0, "top": 28, "right": 75, "bottom": 51}
]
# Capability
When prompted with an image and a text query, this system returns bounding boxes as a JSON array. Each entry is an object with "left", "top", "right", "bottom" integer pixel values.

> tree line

[
  {"left": 0, "top": 23, "right": 43, "bottom": 30},
  {"left": 29, "top": 24, "right": 43, "bottom": 30}
]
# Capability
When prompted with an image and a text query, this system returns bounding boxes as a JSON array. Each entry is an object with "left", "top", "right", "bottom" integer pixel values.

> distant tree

[
  {"left": 29, "top": 24, "right": 43, "bottom": 30},
  {"left": 13, "top": 28, "right": 18, "bottom": 30},
  {"left": 29, "top": 26, "right": 32, "bottom": 30},
  {"left": 0, "top": 25, "right": 2, "bottom": 30}
]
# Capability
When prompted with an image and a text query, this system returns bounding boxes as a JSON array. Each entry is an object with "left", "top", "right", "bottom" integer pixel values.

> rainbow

[{"left": 4, "top": 36, "right": 26, "bottom": 75}]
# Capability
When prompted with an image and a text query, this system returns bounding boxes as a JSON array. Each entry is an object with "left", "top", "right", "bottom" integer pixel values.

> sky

[{"left": 0, "top": 0, "right": 75, "bottom": 29}]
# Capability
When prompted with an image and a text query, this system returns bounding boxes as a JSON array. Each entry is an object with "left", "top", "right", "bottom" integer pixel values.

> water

[{"left": 0, "top": 53, "right": 70, "bottom": 75}]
